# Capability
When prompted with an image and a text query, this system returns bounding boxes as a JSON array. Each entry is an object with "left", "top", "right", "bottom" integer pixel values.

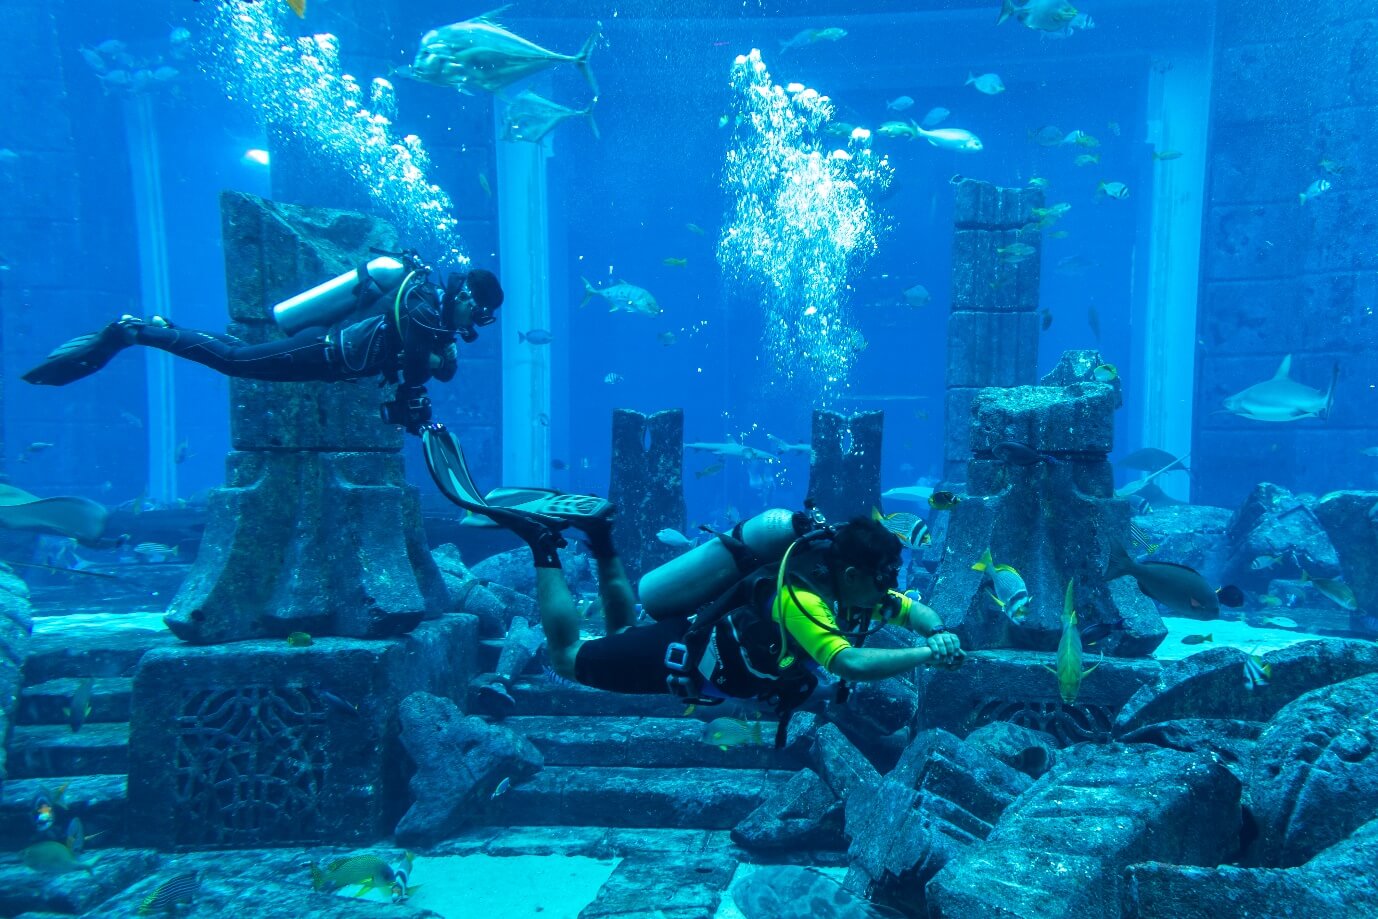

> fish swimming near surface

[
  {"left": 139, "top": 872, "right": 201, "bottom": 915},
  {"left": 1221, "top": 355, "right": 1339, "bottom": 422},
  {"left": 502, "top": 90, "right": 599, "bottom": 144},
  {"left": 972, "top": 548, "right": 1031, "bottom": 621},
  {"left": 872, "top": 508, "right": 931, "bottom": 548},
  {"left": 580, "top": 278, "right": 661, "bottom": 315},
  {"left": 1044, "top": 579, "right": 1099, "bottom": 703},
  {"left": 998, "top": 0, "right": 1079, "bottom": 32},
  {"left": 401, "top": 10, "right": 600, "bottom": 96},
  {"left": 1106, "top": 542, "right": 1219, "bottom": 619}
]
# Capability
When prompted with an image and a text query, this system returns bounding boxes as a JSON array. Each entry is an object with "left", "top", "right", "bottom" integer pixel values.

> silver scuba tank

[
  {"left": 637, "top": 508, "right": 806, "bottom": 621},
  {"left": 272, "top": 256, "right": 408, "bottom": 335}
]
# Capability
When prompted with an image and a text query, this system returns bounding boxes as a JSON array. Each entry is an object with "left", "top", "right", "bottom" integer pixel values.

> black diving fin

[
  {"left": 420, "top": 424, "right": 614, "bottom": 532},
  {"left": 23, "top": 322, "right": 134, "bottom": 386}
]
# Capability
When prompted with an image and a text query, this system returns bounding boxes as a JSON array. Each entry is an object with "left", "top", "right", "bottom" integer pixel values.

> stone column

[
  {"left": 943, "top": 179, "right": 1044, "bottom": 483},
  {"left": 162, "top": 191, "right": 448, "bottom": 643},
  {"left": 807, "top": 410, "right": 883, "bottom": 524},
  {"left": 928, "top": 351, "right": 1164, "bottom": 657},
  {"left": 608, "top": 409, "right": 685, "bottom": 582}
]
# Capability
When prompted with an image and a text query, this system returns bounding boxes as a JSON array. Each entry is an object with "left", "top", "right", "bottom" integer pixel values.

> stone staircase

[
  {"left": 465, "top": 638, "right": 804, "bottom": 835},
  {"left": 1, "top": 611, "right": 177, "bottom": 848}
]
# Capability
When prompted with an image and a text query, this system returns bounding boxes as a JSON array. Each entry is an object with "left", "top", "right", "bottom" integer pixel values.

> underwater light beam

[{"left": 717, "top": 49, "right": 891, "bottom": 399}]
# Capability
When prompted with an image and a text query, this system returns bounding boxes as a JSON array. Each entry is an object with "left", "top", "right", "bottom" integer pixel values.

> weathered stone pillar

[
  {"left": 608, "top": 409, "right": 685, "bottom": 581},
  {"left": 0, "top": 566, "right": 32, "bottom": 791},
  {"left": 943, "top": 179, "right": 1043, "bottom": 483},
  {"left": 162, "top": 192, "right": 448, "bottom": 643},
  {"left": 807, "top": 410, "right": 883, "bottom": 524},
  {"left": 928, "top": 351, "right": 1165, "bottom": 657}
]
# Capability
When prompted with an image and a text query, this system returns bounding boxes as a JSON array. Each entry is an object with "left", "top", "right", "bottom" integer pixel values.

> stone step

[
  {"left": 16, "top": 678, "right": 133, "bottom": 726},
  {"left": 473, "top": 765, "right": 794, "bottom": 830},
  {"left": 22, "top": 613, "right": 179, "bottom": 684},
  {"left": 505, "top": 715, "right": 796, "bottom": 770},
  {"left": 0, "top": 774, "right": 128, "bottom": 847},
  {"left": 478, "top": 676, "right": 706, "bottom": 718},
  {"left": 6, "top": 723, "right": 130, "bottom": 780}
]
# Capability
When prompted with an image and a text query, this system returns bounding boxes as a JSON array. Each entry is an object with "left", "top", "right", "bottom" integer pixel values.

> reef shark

[
  {"left": 1222, "top": 355, "right": 1338, "bottom": 422},
  {"left": 685, "top": 442, "right": 778, "bottom": 462}
]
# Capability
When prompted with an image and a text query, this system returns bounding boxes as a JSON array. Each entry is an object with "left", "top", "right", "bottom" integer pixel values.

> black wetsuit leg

[
  {"left": 573, "top": 616, "right": 691, "bottom": 694},
  {"left": 132, "top": 324, "right": 343, "bottom": 382}
]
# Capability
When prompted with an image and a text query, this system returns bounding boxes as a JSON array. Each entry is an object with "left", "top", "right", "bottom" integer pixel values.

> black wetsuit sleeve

[{"left": 394, "top": 290, "right": 455, "bottom": 389}]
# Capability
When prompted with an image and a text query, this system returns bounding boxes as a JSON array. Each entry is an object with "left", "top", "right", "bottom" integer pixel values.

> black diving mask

[{"left": 444, "top": 277, "right": 497, "bottom": 343}]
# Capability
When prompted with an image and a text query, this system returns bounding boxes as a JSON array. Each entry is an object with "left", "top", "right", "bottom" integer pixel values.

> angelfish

[
  {"left": 1221, "top": 354, "right": 1339, "bottom": 422},
  {"left": 1044, "top": 579, "right": 1099, "bottom": 703},
  {"left": 971, "top": 548, "right": 1031, "bottom": 620}
]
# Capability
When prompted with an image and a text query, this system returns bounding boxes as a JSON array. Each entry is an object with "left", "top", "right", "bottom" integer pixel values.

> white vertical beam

[
  {"left": 495, "top": 110, "right": 552, "bottom": 488},
  {"left": 1137, "top": 50, "right": 1213, "bottom": 501},
  {"left": 124, "top": 94, "right": 176, "bottom": 503}
]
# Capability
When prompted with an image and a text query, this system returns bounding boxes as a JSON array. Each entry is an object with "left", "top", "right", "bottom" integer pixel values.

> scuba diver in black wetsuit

[
  {"left": 419, "top": 426, "right": 965, "bottom": 735},
  {"left": 23, "top": 251, "right": 504, "bottom": 435}
]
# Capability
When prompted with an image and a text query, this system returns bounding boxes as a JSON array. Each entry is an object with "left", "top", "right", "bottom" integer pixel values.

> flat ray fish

[
  {"left": 1222, "top": 354, "right": 1339, "bottom": 422},
  {"left": 503, "top": 90, "right": 599, "bottom": 144}
]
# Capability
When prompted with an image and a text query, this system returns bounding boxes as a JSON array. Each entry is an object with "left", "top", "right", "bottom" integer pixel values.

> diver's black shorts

[{"left": 574, "top": 616, "right": 691, "bottom": 695}]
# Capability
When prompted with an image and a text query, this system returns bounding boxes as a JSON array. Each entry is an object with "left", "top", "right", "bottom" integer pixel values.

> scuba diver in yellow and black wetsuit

[
  {"left": 419, "top": 426, "right": 964, "bottom": 741},
  {"left": 23, "top": 251, "right": 504, "bottom": 435}
]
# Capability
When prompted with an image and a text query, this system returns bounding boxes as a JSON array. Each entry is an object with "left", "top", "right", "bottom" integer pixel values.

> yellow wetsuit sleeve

[{"left": 773, "top": 589, "right": 912, "bottom": 672}]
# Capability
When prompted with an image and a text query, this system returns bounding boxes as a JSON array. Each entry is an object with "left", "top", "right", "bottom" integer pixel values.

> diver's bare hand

[{"left": 926, "top": 631, "right": 962, "bottom": 664}]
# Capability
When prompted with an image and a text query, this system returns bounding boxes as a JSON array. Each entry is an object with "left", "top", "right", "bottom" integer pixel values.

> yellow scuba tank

[
  {"left": 637, "top": 508, "right": 807, "bottom": 621},
  {"left": 272, "top": 256, "right": 409, "bottom": 335}
]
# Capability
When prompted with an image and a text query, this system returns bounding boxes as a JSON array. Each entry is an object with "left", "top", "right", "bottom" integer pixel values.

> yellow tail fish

[{"left": 1044, "top": 579, "right": 1100, "bottom": 703}]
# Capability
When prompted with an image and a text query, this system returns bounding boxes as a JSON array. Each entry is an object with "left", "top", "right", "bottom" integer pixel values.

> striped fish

[
  {"left": 872, "top": 507, "right": 931, "bottom": 547},
  {"left": 1243, "top": 653, "right": 1272, "bottom": 691},
  {"left": 701, "top": 717, "right": 764, "bottom": 750},
  {"left": 133, "top": 542, "right": 178, "bottom": 562},
  {"left": 1128, "top": 523, "right": 1159, "bottom": 554},
  {"left": 972, "top": 549, "right": 1031, "bottom": 620},
  {"left": 140, "top": 872, "right": 200, "bottom": 914}
]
